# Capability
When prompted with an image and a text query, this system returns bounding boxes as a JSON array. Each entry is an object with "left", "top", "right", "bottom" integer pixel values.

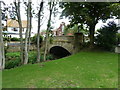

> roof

[{"left": 7, "top": 19, "right": 27, "bottom": 28}]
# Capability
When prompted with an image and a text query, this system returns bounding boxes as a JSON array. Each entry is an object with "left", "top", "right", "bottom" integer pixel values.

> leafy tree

[
  {"left": 63, "top": 24, "right": 77, "bottom": 35},
  {"left": 60, "top": 2, "right": 120, "bottom": 48},
  {"left": 96, "top": 21, "right": 119, "bottom": 51},
  {"left": 64, "top": 24, "right": 89, "bottom": 35}
]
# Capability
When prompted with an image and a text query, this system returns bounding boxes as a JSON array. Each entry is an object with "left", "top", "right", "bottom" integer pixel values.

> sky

[{"left": 1, "top": 0, "right": 119, "bottom": 34}]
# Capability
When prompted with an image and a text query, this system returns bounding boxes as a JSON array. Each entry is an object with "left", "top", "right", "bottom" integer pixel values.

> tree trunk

[
  {"left": 44, "top": 2, "right": 55, "bottom": 61},
  {"left": 24, "top": 2, "right": 31, "bottom": 64},
  {"left": 43, "top": 3, "right": 54, "bottom": 61},
  {"left": 89, "top": 24, "right": 96, "bottom": 48},
  {"left": 0, "top": 1, "right": 5, "bottom": 70},
  {"left": 43, "top": 30, "right": 49, "bottom": 61},
  {"left": 14, "top": 1, "right": 24, "bottom": 64},
  {"left": 28, "top": 2, "right": 32, "bottom": 52},
  {"left": 37, "top": 1, "right": 43, "bottom": 63},
  {"left": 19, "top": 27, "right": 24, "bottom": 64},
  {"left": 37, "top": 16, "right": 40, "bottom": 62}
]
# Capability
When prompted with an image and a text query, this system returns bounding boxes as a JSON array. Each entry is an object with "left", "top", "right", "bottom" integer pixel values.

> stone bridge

[{"left": 48, "top": 33, "right": 84, "bottom": 58}]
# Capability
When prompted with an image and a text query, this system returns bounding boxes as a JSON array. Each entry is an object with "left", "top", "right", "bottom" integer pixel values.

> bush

[
  {"left": 31, "top": 34, "right": 43, "bottom": 45},
  {"left": 28, "top": 52, "right": 37, "bottom": 64},
  {"left": 5, "top": 51, "right": 55, "bottom": 69},
  {"left": 11, "top": 37, "right": 20, "bottom": 41},
  {"left": 28, "top": 53, "right": 55, "bottom": 63},
  {"left": 3, "top": 37, "right": 9, "bottom": 41},
  {"left": 116, "top": 33, "right": 120, "bottom": 45},
  {"left": 5, "top": 59, "right": 21, "bottom": 69},
  {"left": 5, "top": 52, "right": 21, "bottom": 69},
  {"left": 95, "top": 21, "right": 120, "bottom": 51},
  {"left": 6, "top": 52, "right": 20, "bottom": 58},
  {"left": 46, "top": 54, "right": 55, "bottom": 60},
  {"left": 116, "top": 33, "right": 120, "bottom": 39}
]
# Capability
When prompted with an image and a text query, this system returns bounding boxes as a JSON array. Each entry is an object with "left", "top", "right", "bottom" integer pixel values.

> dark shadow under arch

[{"left": 49, "top": 46, "right": 71, "bottom": 59}]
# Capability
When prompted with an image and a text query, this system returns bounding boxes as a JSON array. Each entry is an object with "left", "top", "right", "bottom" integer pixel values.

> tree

[
  {"left": 28, "top": 1, "right": 32, "bottom": 52},
  {"left": 14, "top": 0, "right": 24, "bottom": 64},
  {"left": 37, "top": 1, "right": 44, "bottom": 62},
  {"left": 0, "top": 1, "right": 5, "bottom": 70},
  {"left": 23, "top": 0, "right": 33, "bottom": 52},
  {"left": 96, "top": 21, "right": 119, "bottom": 51},
  {"left": 31, "top": 34, "right": 43, "bottom": 45},
  {"left": 60, "top": 2, "right": 120, "bottom": 48},
  {"left": 24, "top": 0, "right": 31, "bottom": 64},
  {"left": 43, "top": 1, "right": 55, "bottom": 61}
]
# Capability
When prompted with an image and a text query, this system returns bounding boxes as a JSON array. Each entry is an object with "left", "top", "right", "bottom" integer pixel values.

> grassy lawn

[{"left": 2, "top": 51, "right": 118, "bottom": 88}]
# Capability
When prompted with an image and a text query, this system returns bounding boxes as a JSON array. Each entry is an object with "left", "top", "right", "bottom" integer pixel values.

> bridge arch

[{"left": 49, "top": 46, "right": 71, "bottom": 58}]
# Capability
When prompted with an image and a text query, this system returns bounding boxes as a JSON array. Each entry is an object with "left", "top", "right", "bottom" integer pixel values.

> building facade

[{"left": 3, "top": 19, "right": 35, "bottom": 38}]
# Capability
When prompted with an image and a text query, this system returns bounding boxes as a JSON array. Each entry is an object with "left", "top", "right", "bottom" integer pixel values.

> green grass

[
  {"left": 0, "top": 70, "right": 2, "bottom": 90},
  {"left": 2, "top": 51, "right": 118, "bottom": 88}
]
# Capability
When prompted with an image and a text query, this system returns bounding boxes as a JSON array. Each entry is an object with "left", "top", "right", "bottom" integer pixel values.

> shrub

[
  {"left": 40, "top": 55, "right": 44, "bottom": 62},
  {"left": 5, "top": 59, "right": 21, "bottom": 69},
  {"left": 28, "top": 57, "right": 37, "bottom": 64},
  {"left": 11, "top": 37, "right": 20, "bottom": 41},
  {"left": 3, "top": 37, "right": 9, "bottom": 41},
  {"left": 5, "top": 51, "right": 55, "bottom": 69},
  {"left": 95, "top": 21, "right": 120, "bottom": 51},
  {"left": 6, "top": 52, "right": 20, "bottom": 58},
  {"left": 5, "top": 52, "right": 21, "bottom": 69},
  {"left": 116, "top": 33, "right": 120, "bottom": 39},
  {"left": 116, "top": 33, "right": 120, "bottom": 45},
  {"left": 46, "top": 54, "right": 55, "bottom": 60},
  {"left": 31, "top": 34, "right": 43, "bottom": 45},
  {"left": 28, "top": 52, "right": 37, "bottom": 64}
]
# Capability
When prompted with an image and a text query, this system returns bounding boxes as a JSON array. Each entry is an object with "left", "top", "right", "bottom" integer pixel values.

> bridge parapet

[
  {"left": 49, "top": 33, "right": 84, "bottom": 55},
  {"left": 52, "top": 35, "right": 74, "bottom": 43},
  {"left": 48, "top": 36, "right": 75, "bottom": 54}
]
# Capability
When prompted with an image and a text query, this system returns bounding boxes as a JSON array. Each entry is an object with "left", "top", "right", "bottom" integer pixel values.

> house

[
  {"left": 56, "top": 22, "right": 65, "bottom": 36},
  {"left": 41, "top": 22, "right": 66, "bottom": 37},
  {"left": 41, "top": 22, "right": 76, "bottom": 37},
  {"left": 53, "top": 22, "right": 65, "bottom": 36},
  {"left": 3, "top": 19, "right": 35, "bottom": 38}
]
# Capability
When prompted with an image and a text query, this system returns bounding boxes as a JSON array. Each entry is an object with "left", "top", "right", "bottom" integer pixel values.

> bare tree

[
  {"left": 44, "top": 1, "right": 54, "bottom": 61},
  {"left": 14, "top": 0, "right": 24, "bottom": 64},
  {"left": 0, "top": 1, "right": 5, "bottom": 70},
  {"left": 28, "top": 1, "right": 32, "bottom": 52},
  {"left": 37, "top": 1, "right": 44, "bottom": 62},
  {"left": 23, "top": 0, "right": 32, "bottom": 52},
  {"left": 24, "top": 0, "right": 31, "bottom": 64}
]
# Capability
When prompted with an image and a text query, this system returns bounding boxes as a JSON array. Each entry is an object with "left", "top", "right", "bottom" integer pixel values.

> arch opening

[{"left": 49, "top": 46, "right": 71, "bottom": 59}]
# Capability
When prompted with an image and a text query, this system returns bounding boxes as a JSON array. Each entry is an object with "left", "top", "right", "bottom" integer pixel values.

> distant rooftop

[{"left": 7, "top": 19, "right": 27, "bottom": 28}]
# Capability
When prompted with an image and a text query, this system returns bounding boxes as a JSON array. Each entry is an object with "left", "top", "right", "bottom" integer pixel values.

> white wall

[
  {"left": 6, "top": 27, "right": 35, "bottom": 38},
  {"left": 118, "top": 30, "right": 120, "bottom": 33}
]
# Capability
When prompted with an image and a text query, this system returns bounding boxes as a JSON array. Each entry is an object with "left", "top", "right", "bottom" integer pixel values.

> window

[{"left": 12, "top": 28, "right": 18, "bottom": 31}]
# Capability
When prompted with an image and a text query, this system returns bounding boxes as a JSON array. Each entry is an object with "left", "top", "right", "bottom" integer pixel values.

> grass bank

[{"left": 2, "top": 51, "right": 118, "bottom": 88}]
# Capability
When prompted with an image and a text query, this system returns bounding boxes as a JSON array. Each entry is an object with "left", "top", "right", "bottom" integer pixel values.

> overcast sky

[{"left": 1, "top": 0, "right": 119, "bottom": 33}]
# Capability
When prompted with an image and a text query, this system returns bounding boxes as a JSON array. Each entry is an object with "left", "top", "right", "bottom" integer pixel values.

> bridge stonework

[{"left": 48, "top": 33, "right": 84, "bottom": 54}]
